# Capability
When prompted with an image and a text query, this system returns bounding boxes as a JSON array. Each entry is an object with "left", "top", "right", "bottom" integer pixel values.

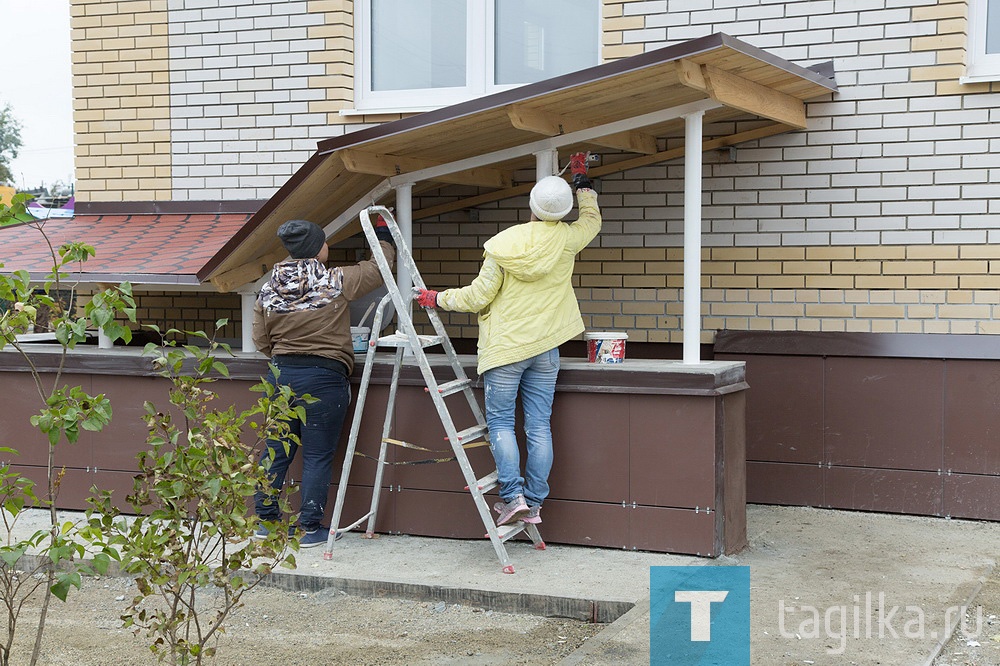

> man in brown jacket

[{"left": 252, "top": 218, "right": 395, "bottom": 547}]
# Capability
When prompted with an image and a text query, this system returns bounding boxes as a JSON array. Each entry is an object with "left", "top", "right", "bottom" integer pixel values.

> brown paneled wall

[
  {"left": 715, "top": 330, "right": 1000, "bottom": 521},
  {"left": 0, "top": 350, "right": 748, "bottom": 557}
]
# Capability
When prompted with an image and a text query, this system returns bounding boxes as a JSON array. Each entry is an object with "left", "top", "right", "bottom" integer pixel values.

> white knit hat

[{"left": 529, "top": 176, "right": 573, "bottom": 221}]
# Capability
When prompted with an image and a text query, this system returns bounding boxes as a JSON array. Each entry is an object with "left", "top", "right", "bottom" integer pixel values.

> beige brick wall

[
  {"left": 71, "top": 0, "right": 172, "bottom": 202},
  {"left": 911, "top": 0, "right": 1000, "bottom": 94},
  {"left": 415, "top": 243, "right": 1000, "bottom": 343},
  {"left": 132, "top": 291, "right": 242, "bottom": 338}
]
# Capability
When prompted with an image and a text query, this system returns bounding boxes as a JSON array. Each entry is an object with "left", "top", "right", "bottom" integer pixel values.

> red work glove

[
  {"left": 373, "top": 214, "right": 395, "bottom": 246},
  {"left": 414, "top": 288, "right": 438, "bottom": 308},
  {"left": 569, "top": 152, "right": 589, "bottom": 176},
  {"left": 568, "top": 152, "right": 592, "bottom": 191}
]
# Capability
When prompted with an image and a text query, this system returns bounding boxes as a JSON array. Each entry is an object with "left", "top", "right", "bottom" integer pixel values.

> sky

[{"left": 2, "top": 0, "right": 74, "bottom": 191}]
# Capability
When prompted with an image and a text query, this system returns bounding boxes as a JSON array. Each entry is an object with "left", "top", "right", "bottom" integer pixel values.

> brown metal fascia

[
  {"left": 196, "top": 151, "right": 330, "bottom": 282},
  {"left": 715, "top": 33, "right": 839, "bottom": 92},
  {"left": 197, "top": 32, "right": 840, "bottom": 284},
  {"left": 311, "top": 33, "right": 836, "bottom": 158}
]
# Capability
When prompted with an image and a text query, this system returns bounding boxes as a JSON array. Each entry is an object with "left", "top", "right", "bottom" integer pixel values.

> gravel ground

[
  {"left": 5, "top": 575, "right": 604, "bottom": 666},
  {"left": 934, "top": 567, "right": 1000, "bottom": 666}
]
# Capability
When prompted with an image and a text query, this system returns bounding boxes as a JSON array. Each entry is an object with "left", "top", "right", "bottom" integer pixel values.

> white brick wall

[
  {"left": 598, "top": 0, "right": 1000, "bottom": 250},
  {"left": 160, "top": 0, "right": 997, "bottom": 262},
  {"left": 167, "top": 0, "right": 332, "bottom": 200}
]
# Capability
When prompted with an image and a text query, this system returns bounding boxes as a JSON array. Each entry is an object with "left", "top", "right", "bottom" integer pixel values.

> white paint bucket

[
  {"left": 351, "top": 326, "right": 371, "bottom": 353},
  {"left": 584, "top": 331, "right": 628, "bottom": 364}
]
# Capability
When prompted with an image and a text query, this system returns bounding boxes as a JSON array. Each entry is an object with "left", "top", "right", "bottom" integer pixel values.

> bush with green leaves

[
  {"left": 0, "top": 192, "right": 136, "bottom": 666},
  {"left": 85, "top": 322, "right": 310, "bottom": 666}
]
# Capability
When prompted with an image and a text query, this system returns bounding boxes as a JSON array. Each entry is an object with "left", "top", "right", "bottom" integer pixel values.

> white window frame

[
  {"left": 963, "top": 0, "right": 1000, "bottom": 83},
  {"left": 350, "top": 0, "right": 601, "bottom": 114}
]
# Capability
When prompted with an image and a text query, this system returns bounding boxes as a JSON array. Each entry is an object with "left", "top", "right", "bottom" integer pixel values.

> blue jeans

[
  {"left": 483, "top": 348, "right": 559, "bottom": 507},
  {"left": 254, "top": 364, "right": 351, "bottom": 531}
]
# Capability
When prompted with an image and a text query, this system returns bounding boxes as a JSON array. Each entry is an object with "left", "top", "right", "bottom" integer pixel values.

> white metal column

[
  {"left": 239, "top": 286, "right": 257, "bottom": 353},
  {"left": 682, "top": 110, "right": 704, "bottom": 365},
  {"left": 534, "top": 149, "right": 558, "bottom": 178},
  {"left": 395, "top": 182, "right": 414, "bottom": 316}
]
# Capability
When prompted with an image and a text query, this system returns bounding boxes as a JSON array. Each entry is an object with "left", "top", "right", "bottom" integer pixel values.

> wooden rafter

[
  {"left": 412, "top": 123, "right": 793, "bottom": 220},
  {"left": 675, "top": 59, "right": 807, "bottom": 129},
  {"left": 508, "top": 104, "right": 659, "bottom": 155},
  {"left": 341, "top": 149, "right": 512, "bottom": 189},
  {"left": 210, "top": 247, "right": 287, "bottom": 293}
]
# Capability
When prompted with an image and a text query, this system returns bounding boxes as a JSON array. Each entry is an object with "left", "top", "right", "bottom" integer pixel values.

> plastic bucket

[
  {"left": 350, "top": 326, "right": 371, "bottom": 353},
  {"left": 584, "top": 331, "right": 628, "bottom": 364}
]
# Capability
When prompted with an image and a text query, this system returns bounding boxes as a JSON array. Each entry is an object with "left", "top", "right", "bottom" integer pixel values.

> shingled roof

[{"left": 0, "top": 213, "right": 251, "bottom": 285}]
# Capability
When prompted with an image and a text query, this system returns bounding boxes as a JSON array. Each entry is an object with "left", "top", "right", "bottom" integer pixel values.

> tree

[
  {"left": 0, "top": 104, "right": 23, "bottom": 185},
  {"left": 0, "top": 192, "right": 136, "bottom": 665},
  {"left": 86, "top": 324, "right": 305, "bottom": 666}
]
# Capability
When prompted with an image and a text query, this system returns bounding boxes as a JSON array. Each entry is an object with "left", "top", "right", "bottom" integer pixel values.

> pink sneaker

[
  {"left": 522, "top": 506, "right": 542, "bottom": 524},
  {"left": 494, "top": 494, "right": 528, "bottom": 526}
]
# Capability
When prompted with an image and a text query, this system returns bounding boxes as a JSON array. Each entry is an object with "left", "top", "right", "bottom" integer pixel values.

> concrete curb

[
  {"left": 558, "top": 596, "right": 649, "bottom": 665},
  {"left": 17, "top": 553, "right": 635, "bottom": 624},
  {"left": 259, "top": 567, "right": 635, "bottom": 623}
]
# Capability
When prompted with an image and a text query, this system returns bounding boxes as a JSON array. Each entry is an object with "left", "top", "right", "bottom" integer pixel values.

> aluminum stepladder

[{"left": 323, "top": 205, "right": 544, "bottom": 573}]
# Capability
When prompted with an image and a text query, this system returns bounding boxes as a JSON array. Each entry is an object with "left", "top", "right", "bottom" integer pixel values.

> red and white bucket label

[{"left": 586, "top": 335, "right": 627, "bottom": 363}]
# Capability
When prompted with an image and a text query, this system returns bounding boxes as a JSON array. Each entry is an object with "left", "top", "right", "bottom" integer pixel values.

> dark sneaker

[
  {"left": 493, "top": 494, "right": 528, "bottom": 526},
  {"left": 523, "top": 505, "right": 542, "bottom": 525},
  {"left": 298, "top": 527, "right": 342, "bottom": 548},
  {"left": 253, "top": 524, "right": 295, "bottom": 540}
]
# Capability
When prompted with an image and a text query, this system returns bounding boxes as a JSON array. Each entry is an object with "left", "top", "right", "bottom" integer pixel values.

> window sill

[
  {"left": 959, "top": 73, "right": 1000, "bottom": 84},
  {"left": 339, "top": 106, "right": 441, "bottom": 117}
]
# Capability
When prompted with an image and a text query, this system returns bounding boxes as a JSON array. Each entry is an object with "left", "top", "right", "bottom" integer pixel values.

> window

[
  {"left": 355, "top": 0, "right": 600, "bottom": 112},
  {"left": 965, "top": 0, "right": 1000, "bottom": 82}
]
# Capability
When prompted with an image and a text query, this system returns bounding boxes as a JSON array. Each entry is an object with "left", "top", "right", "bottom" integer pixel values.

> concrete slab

[{"left": 11, "top": 504, "right": 1000, "bottom": 664}]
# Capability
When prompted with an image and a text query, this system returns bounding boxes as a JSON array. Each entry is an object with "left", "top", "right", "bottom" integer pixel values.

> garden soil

[
  {"left": 6, "top": 505, "right": 1000, "bottom": 665},
  {"left": 8, "top": 576, "right": 603, "bottom": 665}
]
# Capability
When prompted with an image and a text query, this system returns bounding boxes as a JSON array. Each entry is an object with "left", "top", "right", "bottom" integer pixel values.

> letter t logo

[{"left": 675, "top": 590, "right": 729, "bottom": 641}]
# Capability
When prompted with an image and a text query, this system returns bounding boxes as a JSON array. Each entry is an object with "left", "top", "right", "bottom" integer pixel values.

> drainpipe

[
  {"left": 682, "top": 110, "right": 704, "bottom": 365},
  {"left": 239, "top": 285, "right": 257, "bottom": 353},
  {"left": 396, "top": 182, "right": 414, "bottom": 319}
]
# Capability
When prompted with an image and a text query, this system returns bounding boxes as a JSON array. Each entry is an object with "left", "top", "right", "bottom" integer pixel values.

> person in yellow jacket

[{"left": 415, "top": 155, "right": 601, "bottom": 527}]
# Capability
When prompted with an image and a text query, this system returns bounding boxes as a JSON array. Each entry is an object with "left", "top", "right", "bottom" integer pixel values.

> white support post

[
  {"left": 97, "top": 328, "right": 113, "bottom": 349},
  {"left": 239, "top": 286, "right": 257, "bottom": 353},
  {"left": 682, "top": 110, "right": 704, "bottom": 365},
  {"left": 396, "top": 182, "right": 414, "bottom": 318},
  {"left": 534, "top": 149, "right": 558, "bottom": 178}
]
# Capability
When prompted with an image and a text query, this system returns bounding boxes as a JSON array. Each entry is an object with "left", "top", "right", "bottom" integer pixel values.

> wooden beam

[
  {"left": 507, "top": 105, "right": 659, "bottom": 155},
  {"left": 341, "top": 149, "right": 512, "bottom": 188},
  {"left": 702, "top": 65, "right": 807, "bottom": 129},
  {"left": 413, "top": 123, "right": 793, "bottom": 220},
  {"left": 210, "top": 247, "right": 286, "bottom": 293},
  {"left": 675, "top": 60, "right": 807, "bottom": 129}
]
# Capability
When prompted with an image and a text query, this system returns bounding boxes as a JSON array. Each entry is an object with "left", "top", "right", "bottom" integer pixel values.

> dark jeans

[{"left": 254, "top": 363, "right": 351, "bottom": 531}]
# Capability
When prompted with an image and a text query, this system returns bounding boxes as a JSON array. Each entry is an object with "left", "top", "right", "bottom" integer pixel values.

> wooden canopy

[{"left": 200, "top": 33, "right": 837, "bottom": 293}]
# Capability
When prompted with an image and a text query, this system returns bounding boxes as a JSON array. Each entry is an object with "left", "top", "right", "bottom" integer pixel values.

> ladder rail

[
  {"left": 324, "top": 205, "right": 544, "bottom": 571},
  {"left": 364, "top": 346, "right": 404, "bottom": 537},
  {"left": 325, "top": 292, "right": 393, "bottom": 552}
]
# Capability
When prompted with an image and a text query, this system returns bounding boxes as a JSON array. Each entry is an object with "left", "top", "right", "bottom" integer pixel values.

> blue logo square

[{"left": 650, "top": 566, "right": 750, "bottom": 665}]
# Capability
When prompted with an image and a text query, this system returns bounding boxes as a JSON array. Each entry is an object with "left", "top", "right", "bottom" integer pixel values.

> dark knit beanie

[{"left": 277, "top": 219, "right": 326, "bottom": 259}]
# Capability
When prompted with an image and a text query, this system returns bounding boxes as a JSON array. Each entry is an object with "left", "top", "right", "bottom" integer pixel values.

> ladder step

[
  {"left": 493, "top": 522, "right": 527, "bottom": 543},
  {"left": 452, "top": 424, "right": 488, "bottom": 444},
  {"left": 429, "top": 378, "right": 472, "bottom": 397},
  {"left": 465, "top": 470, "right": 498, "bottom": 493},
  {"left": 376, "top": 332, "right": 443, "bottom": 349}
]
